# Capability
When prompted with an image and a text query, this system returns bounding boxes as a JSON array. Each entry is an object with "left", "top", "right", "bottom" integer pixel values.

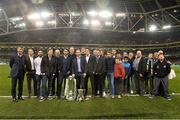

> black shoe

[
  {"left": 28, "top": 94, "right": 31, "bottom": 99},
  {"left": 57, "top": 96, "right": 61, "bottom": 99},
  {"left": 12, "top": 98, "right": 18, "bottom": 102},
  {"left": 18, "top": 97, "right": 24, "bottom": 100}
]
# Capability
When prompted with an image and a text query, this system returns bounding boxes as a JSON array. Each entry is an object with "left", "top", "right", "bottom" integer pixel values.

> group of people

[{"left": 9, "top": 46, "right": 172, "bottom": 102}]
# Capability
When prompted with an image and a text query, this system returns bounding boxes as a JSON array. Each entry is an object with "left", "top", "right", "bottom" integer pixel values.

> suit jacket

[
  {"left": 137, "top": 57, "right": 147, "bottom": 75},
  {"left": 54, "top": 56, "right": 61, "bottom": 75},
  {"left": 69, "top": 54, "right": 76, "bottom": 73},
  {"left": 41, "top": 55, "right": 56, "bottom": 76},
  {"left": 129, "top": 57, "right": 135, "bottom": 75},
  {"left": 94, "top": 56, "right": 106, "bottom": 74},
  {"left": 9, "top": 54, "right": 26, "bottom": 77},
  {"left": 85, "top": 55, "right": 96, "bottom": 73},
  {"left": 58, "top": 55, "right": 71, "bottom": 75},
  {"left": 25, "top": 55, "right": 36, "bottom": 72},
  {"left": 72, "top": 56, "right": 86, "bottom": 75}
]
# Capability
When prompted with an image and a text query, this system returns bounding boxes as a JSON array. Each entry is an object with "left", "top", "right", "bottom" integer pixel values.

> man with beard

[{"left": 10, "top": 47, "right": 26, "bottom": 102}]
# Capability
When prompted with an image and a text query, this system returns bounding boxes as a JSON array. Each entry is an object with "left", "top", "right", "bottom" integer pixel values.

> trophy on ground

[
  {"left": 64, "top": 75, "right": 77, "bottom": 101},
  {"left": 76, "top": 89, "right": 85, "bottom": 102}
]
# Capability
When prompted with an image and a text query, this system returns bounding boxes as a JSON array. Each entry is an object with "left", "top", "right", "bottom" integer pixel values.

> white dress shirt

[
  {"left": 86, "top": 55, "right": 90, "bottom": 63},
  {"left": 29, "top": 55, "right": 35, "bottom": 70},
  {"left": 34, "top": 56, "right": 42, "bottom": 75},
  {"left": 77, "top": 56, "right": 81, "bottom": 72}
]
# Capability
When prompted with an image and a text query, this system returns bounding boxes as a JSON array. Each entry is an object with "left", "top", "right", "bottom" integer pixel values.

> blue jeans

[
  {"left": 36, "top": 75, "right": 47, "bottom": 98},
  {"left": 107, "top": 72, "right": 114, "bottom": 95},
  {"left": 130, "top": 74, "right": 135, "bottom": 92}
]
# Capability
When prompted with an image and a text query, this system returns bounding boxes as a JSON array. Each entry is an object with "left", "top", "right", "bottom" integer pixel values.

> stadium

[{"left": 0, "top": 0, "right": 180, "bottom": 119}]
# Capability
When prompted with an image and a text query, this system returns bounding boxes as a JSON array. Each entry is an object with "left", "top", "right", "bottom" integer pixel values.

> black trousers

[
  {"left": 124, "top": 77, "right": 130, "bottom": 93},
  {"left": 102, "top": 73, "right": 106, "bottom": 92},
  {"left": 94, "top": 73, "right": 104, "bottom": 96},
  {"left": 57, "top": 73, "right": 68, "bottom": 97},
  {"left": 75, "top": 73, "right": 85, "bottom": 90},
  {"left": 26, "top": 71, "right": 37, "bottom": 96},
  {"left": 47, "top": 74, "right": 54, "bottom": 96},
  {"left": 144, "top": 73, "right": 149, "bottom": 93},
  {"left": 114, "top": 77, "right": 123, "bottom": 95},
  {"left": 11, "top": 73, "right": 25, "bottom": 98},
  {"left": 134, "top": 71, "right": 145, "bottom": 95},
  {"left": 52, "top": 73, "right": 59, "bottom": 96},
  {"left": 145, "top": 73, "right": 154, "bottom": 95},
  {"left": 84, "top": 72, "right": 95, "bottom": 96}
]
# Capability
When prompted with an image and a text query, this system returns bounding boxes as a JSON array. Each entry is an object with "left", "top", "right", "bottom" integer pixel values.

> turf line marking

[{"left": 0, "top": 93, "right": 180, "bottom": 98}]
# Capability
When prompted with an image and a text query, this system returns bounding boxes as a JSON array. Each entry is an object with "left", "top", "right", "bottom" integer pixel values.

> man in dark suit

[
  {"left": 84, "top": 48, "right": 96, "bottom": 98},
  {"left": 133, "top": 50, "right": 147, "bottom": 95},
  {"left": 57, "top": 49, "right": 71, "bottom": 99},
  {"left": 9, "top": 47, "right": 26, "bottom": 102},
  {"left": 94, "top": 49, "right": 106, "bottom": 97},
  {"left": 72, "top": 49, "right": 86, "bottom": 90},
  {"left": 144, "top": 53, "right": 153, "bottom": 94},
  {"left": 128, "top": 52, "right": 135, "bottom": 94},
  {"left": 52, "top": 49, "right": 61, "bottom": 96},
  {"left": 69, "top": 47, "right": 76, "bottom": 74},
  {"left": 41, "top": 48, "right": 56, "bottom": 98},
  {"left": 25, "top": 48, "right": 37, "bottom": 98}
]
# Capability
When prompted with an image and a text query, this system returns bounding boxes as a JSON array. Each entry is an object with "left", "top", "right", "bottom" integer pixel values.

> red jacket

[{"left": 114, "top": 63, "right": 125, "bottom": 78}]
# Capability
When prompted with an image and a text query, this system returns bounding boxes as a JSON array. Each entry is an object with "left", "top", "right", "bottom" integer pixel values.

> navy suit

[
  {"left": 9, "top": 54, "right": 26, "bottom": 99},
  {"left": 72, "top": 56, "right": 86, "bottom": 89},
  {"left": 57, "top": 55, "right": 71, "bottom": 97}
]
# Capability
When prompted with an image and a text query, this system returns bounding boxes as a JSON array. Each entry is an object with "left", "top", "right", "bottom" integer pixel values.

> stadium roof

[
  {"left": 0, "top": 0, "right": 180, "bottom": 34},
  {"left": 0, "top": 0, "right": 179, "bottom": 17}
]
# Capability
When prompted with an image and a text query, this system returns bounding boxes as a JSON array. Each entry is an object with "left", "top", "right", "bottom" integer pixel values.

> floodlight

[
  {"left": 87, "top": 10, "right": 98, "bottom": 17},
  {"left": 41, "top": 11, "right": 51, "bottom": 18},
  {"left": 48, "top": 20, "right": 56, "bottom": 24},
  {"left": 91, "top": 20, "right": 100, "bottom": 26},
  {"left": 35, "top": 21, "right": 44, "bottom": 27},
  {"left": 162, "top": 25, "right": 171, "bottom": 29},
  {"left": 99, "top": 10, "right": 113, "bottom": 18},
  {"left": 28, "top": 13, "right": 40, "bottom": 20},
  {"left": 83, "top": 19, "right": 89, "bottom": 25},
  {"left": 105, "top": 21, "right": 113, "bottom": 26},
  {"left": 116, "top": 13, "right": 126, "bottom": 17},
  {"left": 149, "top": 25, "right": 157, "bottom": 31}
]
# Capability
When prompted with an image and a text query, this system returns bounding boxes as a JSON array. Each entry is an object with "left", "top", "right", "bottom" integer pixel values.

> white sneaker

[
  {"left": 39, "top": 97, "right": 46, "bottom": 102},
  {"left": 85, "top": 97, "right": 90, "bottom": 100},
  {"left": 118, "top": 95, "right": 122, "bottom": 98},
  {"left": 111, "top": 96, "right": 115, "bottom": 99},
  {"left": 48, "top": 96, "right": 54, "bottom": 100},
  {"left": 103, "top": 92, "right": 106, "bottom": 97},
  {"left": 130, "top": 90, "right": 134, "bottom": 94}
]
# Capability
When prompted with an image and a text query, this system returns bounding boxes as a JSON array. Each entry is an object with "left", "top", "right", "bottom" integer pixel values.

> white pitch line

[{"left": 0, "top": 93, "right": 180, "bottom": 98}]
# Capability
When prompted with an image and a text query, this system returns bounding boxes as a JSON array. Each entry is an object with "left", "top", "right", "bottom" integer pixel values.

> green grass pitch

[{"left": 0, "top": 64, "right": 180, "bottom": 119}]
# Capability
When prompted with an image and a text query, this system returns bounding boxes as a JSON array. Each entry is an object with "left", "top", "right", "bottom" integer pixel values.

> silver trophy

[
  {"left": 64, "top": 75, "right": 77, "bottom": 101},
  {"left": 76, "top": 89, "right": 85, "bottom": 102}
]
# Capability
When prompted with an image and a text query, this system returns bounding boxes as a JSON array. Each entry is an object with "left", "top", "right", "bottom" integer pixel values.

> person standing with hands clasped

[
  {"left": 150, "top": 53, "right": 171, "bottom": 100},
  {"left": 114, "top": 57, "right": 125, "bottom": 98}
]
